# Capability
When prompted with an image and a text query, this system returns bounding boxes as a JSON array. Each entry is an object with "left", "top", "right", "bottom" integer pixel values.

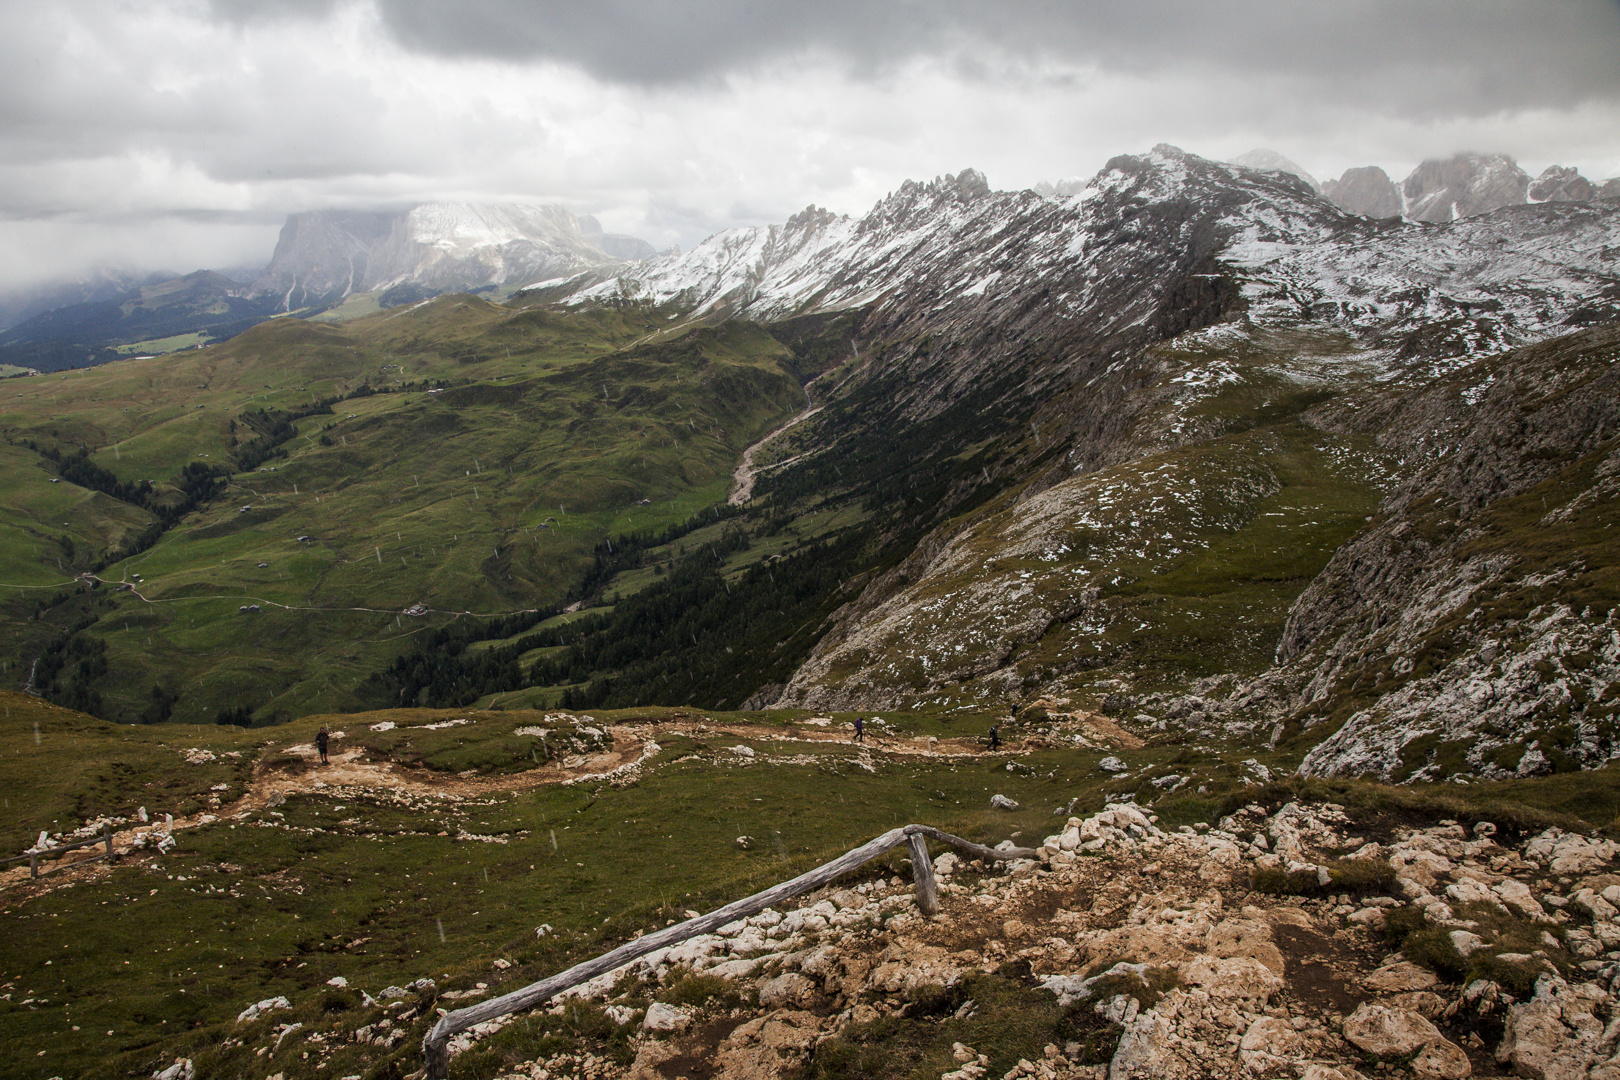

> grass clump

[
  {"left": 660, "top": 969, "right": 746, "bottom": 1010},
  {"left": 1251, "top": 857, "right": 1395, "bottom": 898},
  {"left": 1401, "top": 928, "right": 1468, "bottom": 983},
  {"left": 1083, "top": 965, "right": 1182, "bottom": 1012},
  {"left": 1467, "top": 954, "right": 1544, "bottom": 999},
  {"left": 797, "top": 970, "right": 1080, "bottom": 1080}
]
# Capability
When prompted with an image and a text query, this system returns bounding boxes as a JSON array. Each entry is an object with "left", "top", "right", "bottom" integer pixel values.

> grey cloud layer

[
  {"left": 218, "top": 0, "right": 1620, "bottom": 114},
  {"left": 0, "top": 0, "right": 1616, "bottom": 289}
]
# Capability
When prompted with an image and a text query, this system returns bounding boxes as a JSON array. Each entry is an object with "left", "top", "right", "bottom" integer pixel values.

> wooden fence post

[
  {"left": 29, "top": 853, "right": 37, "bottom": 879},
  {"left": 104, "top": 823, "right": 113, "bottom": 861},
  {"left": 907, "top": 832, "right": 938, "bottom": 916}
]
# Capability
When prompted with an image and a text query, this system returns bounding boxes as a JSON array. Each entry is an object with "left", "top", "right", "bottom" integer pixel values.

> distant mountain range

[
  {"left": 0, "top": 203, "right": 656, "bottom": 371},
  {"left": 1230, "top": 147, "right": 1620, "bottom": 222},
  {"left": 242, "top": 203, "right": 656, "bottom": 313},
  {"left": 4, "top": 149, "right": 1617, "bottom": 375}
]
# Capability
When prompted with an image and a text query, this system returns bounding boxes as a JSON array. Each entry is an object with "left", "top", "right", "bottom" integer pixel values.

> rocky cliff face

[
  {"left": 1530, "top": 166, "right": 1598, "bottom": 204},
  {"left": 1402, "top": 154, "right": 1530, "bottom": 223},
  {"left": 752, "top": 151, "right": 1619, "bottom": 731},
  {"left": 1276, "top": 324, "right": 1620, "bottom": 781},
  {"left": 1321, "top": 166, "right": 1401, "bottom": 219},
  {"left": 1320, "top": 155, "right": 1616, "bottom": 222},
  {"left": 246, "top": 202, "right": 636, "bottom": 311}
]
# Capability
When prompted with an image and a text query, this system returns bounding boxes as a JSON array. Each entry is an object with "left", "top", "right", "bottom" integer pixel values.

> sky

[{"left": 1, "top": 0, "right": 1618, "bottom": 290}]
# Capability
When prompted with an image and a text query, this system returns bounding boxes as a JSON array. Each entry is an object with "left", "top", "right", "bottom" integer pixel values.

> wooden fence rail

[
  {"left": 1, "top": 824, "right": 115, "bottom": 879},
  {"left": 424, "top": 823, "right": 1038, "bottom": 1078}
]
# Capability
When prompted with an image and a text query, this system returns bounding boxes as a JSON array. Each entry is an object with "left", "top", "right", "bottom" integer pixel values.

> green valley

[{"left": 1, "top": 297, "right": 811, "bottom": 723}]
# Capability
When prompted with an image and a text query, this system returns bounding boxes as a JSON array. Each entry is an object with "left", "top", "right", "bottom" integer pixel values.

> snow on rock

[{"left": 545, "top": 145, "right": 1618, "bottom": 379}]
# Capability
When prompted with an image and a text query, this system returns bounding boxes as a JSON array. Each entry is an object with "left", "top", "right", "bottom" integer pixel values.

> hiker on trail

[
  {"left": 316, "top": 727, "right": 330, "bottom": 765},
  {"left": 987, "top": 724, "right": 1000, "bottom": 752},
  {"left": 853, "top": 717, "right": 865, "bottom": 743}
]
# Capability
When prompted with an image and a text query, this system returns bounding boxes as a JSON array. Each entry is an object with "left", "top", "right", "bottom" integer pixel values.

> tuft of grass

[
  {"left": 1401, "top": 928, "right": 1468, "bottom": 983},
  {"left": 660, "top": 969, "right": 746, "bottom": 1009},
  {"left": 797, "top": 970, "right": 1083, "bottom": 1080},
  {"left": 1251, "top": 857, "right": 1395, "bottom": 898},
  {"left": 1466, "top": 954, "right": 1543, "bottom": 999}
]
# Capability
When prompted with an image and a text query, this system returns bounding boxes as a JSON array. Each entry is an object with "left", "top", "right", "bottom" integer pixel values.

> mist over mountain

[
  {"left": 244, "top": 202, "right": 646, "bottom": 312},
  {"left": 1307, "top": 151, "right": 1620, "bottom": 222},
  {"left": 0, "top": 203, "right": 656, "bottom": 372},
  {"left": 0, "top": 267, "right": 175, "bottom": 334}
]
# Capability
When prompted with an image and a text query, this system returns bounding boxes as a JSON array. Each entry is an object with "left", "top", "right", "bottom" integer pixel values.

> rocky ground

[{"left": 395, "top": 798, "right": 1620, "bottom": 1080}]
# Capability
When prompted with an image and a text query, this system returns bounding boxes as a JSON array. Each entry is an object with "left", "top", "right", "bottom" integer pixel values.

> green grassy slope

[{"left": 1, "top": 300, "right": 806, "bottom": 722}]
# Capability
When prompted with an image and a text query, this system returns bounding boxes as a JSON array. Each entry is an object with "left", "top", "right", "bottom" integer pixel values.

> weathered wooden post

[
  {"left": 104, "top": 823, "right": 113, "bottom": 862},
  {"left": 29, "top": 853, "right": 37, "bottom": 879},
  {"left": 907, "top": 832, "right": 938, "bottom": 916}
]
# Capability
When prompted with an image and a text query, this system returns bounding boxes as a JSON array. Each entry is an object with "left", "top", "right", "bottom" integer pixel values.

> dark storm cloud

[{"left": 220, "top": 0, "right": 1620, "bottom": 114}]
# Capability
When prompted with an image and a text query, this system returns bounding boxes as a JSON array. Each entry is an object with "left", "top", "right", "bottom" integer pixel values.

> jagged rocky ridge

[
  {"left": 542, "top": 146, "right": 1619, "bottom": 355},
  {"left": 1302, "top": 152, "right": 1619, "bottom": 223},
  {"left": 224, "top": 798, "right": 1620, "bottom": 1079}
]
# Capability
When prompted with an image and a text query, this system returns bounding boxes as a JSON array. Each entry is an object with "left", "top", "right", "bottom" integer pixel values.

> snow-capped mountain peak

[{"left": 536, "top": 146, "right": 1618, "bottom": 370}]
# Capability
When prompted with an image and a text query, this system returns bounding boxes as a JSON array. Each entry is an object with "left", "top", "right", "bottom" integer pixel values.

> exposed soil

[{"left": 0, "top": 712, "right": 1096, "bottom": 900}]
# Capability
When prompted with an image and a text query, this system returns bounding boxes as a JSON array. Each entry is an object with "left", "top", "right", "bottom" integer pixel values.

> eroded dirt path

[
  {"left": 727, "top": 405, "right": 822, "bottom": 505},
  {"left": 1, "top": 710, "right": 1132, "bottom": 898}
]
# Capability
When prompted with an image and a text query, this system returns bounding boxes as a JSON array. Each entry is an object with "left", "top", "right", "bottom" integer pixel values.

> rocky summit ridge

[{"left": 1307, "top": 151, "right": 1619, "bottom": 223}]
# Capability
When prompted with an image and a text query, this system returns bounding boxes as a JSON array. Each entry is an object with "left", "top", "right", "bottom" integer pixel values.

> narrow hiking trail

[{"left": 0, "top": 711, "right": 1135, "bottom": 898}]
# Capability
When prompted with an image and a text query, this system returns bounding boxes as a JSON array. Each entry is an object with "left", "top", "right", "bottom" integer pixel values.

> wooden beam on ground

[{"left": 423, "top": 824, "right": 1039, "bottom": 1078}]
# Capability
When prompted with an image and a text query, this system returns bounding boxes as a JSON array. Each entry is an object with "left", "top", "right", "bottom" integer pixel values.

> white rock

[
  {"left": 1099, "top": 756, "right": 1127, "bottom": 773},
  {"left": 1342, "top": 1003, "right": 1469, "bottom": 1078},
  {"left": 1571, "top": 888, "right": 1619, "bottom": 922},
  {"left": 1449, "top": 930, "right": 1486, "bottom": 958},
  {"left": 1180, "top": 956, "right": 1283, "bottom": 1003},
  {"left": 1493, "top": 878, "right": 1547, "bottom": 919},
  {"left": 1498, "top": 974, "right": 1609, "bottom": 1079},
  {"left": 235, "top": 996, "right": 291, "bottom": 1023},
  {"left": 1447, "top": 875, "right": 1506, "bottom": 912},
  {"left": 642, "top": 1002, "right": 690, "bottom": 1033},
  {"left": 1239, "top": 1015, "right": 1303, "bottom": 1076},
  {"left": 758, "top": 972, "right": 817, "bottom": 1009},
  {"left": 990, "top": 794, "right": 1020, "bottom": 810}
]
